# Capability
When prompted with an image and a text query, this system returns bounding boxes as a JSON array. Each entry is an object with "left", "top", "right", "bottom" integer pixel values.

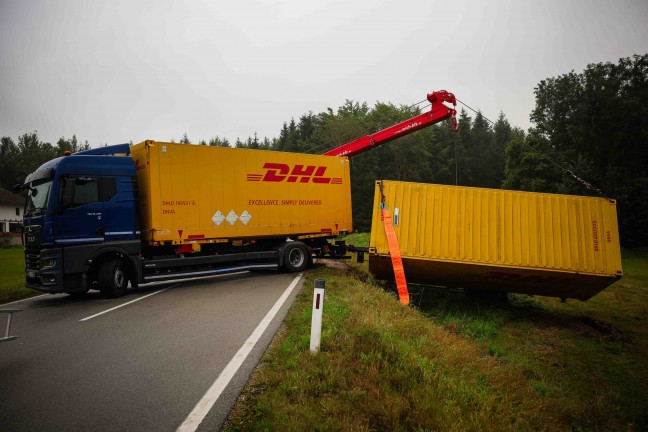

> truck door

[{"left": 55, "top": 176, "right": 116, "bottom": 245}]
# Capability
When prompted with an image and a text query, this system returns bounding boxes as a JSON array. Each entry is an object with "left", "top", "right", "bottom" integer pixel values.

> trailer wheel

[
  {"left": 283, "top": 243, "right": 309, "bottom": 272},
  {"left": 99, "top": 259, "right": 129, "bottom": 298}
]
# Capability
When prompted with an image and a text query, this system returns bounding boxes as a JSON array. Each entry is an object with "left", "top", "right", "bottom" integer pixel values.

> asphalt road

[{"left": 0, "top": 271, "right": 304, "bottom": 432}]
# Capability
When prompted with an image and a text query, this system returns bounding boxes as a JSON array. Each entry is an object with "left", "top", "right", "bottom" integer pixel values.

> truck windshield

[{"left": 25, "top": 180, "right": 52, "bottom": 216}]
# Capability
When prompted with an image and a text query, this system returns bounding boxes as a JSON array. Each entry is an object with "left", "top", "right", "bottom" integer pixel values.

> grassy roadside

[
  {"left": 224, "top": 249, "right": 648, "bottom": 431},
  {"left": 0, "top": 247, "right": 37, "bottom": 304},
  {"left": 340, "top": 232, "right": 370, "bottom": 247}
]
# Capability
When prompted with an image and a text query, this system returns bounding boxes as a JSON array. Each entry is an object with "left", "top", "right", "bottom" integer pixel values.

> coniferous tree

[
  {"left": 370, "top": 103, "right": 432, "bottom": 182},
  {"left": 208, "top": 136, "right": 230, "bottom": 147},
  {"left": 248, "top": 133, "right": 260, "bottom": 149},
  {"left": 275, "top": 122, "right": 290, "bottom": 151},
  {"left": 15, "top": 132, "right": 57, "bottom": 186},
  {"left": 0, "top": 137, "right": 20, "bottom": 189},
  {"left": 56, "top": 135, "right": 90, "bottom": 154},
  {"left": 454, "top": 108, "right": 473, "bottom": 186}
]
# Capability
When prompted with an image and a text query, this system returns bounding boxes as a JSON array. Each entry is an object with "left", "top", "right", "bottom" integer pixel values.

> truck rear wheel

[
  {"left": 282, "top": 243, "right": 309, "bottom": 272},
  {"left": 99, "top": 259, "right": 129, "bottom": 298}
]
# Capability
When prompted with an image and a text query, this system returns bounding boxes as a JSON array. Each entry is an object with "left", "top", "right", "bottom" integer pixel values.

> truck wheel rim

[
  {"left": 289, "top": 249, "right": 304, "bottom": 267},
  {"left": 114, "top": 269, "right": 125, "bottom": 288}
]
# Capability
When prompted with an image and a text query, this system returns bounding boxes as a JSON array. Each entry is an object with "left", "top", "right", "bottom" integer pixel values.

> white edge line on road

[
  {"left": 177, "top": 273, "right": 303, "bottom": 432},
  {"left": 79, "top": 287, "right": 173, "bottom": 322}
]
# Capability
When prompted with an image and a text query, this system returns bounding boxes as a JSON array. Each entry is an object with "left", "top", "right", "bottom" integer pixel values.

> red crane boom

[{"left": 323, "top": 90, "right": 457, "bottom": 157}]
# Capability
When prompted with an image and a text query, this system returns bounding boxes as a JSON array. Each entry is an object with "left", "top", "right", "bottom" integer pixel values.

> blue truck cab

[{"left": 21, "top": 144, "right": 142, "bottom": 297}]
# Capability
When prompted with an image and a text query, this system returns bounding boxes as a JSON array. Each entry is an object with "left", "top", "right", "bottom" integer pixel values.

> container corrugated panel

[
  {"left": 369, "top": 180, "right": 622, "bottom": 300},
  {"left": 131, "top": 141, "right": 352, "bottom": 245}
]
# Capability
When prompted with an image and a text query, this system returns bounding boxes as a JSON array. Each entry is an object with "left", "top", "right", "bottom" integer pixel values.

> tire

[
  {"left": 99, "top": 259, "right": 129, "bottom": 298},
  {"left": 282, "top": 243, "right": 309, "bottom": 272}
]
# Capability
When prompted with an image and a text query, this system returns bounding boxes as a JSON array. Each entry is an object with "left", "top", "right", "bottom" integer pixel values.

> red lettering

[
  {"left": 249, "top": 163, "right": 340, "bottom": 184},
  {"left": 287, "top": 165, "right": 316, "bottom": 183},
  {"left": 312, "top": 166, "right": 332, "bottom": 184},
  {"left": 592, "top": 220, "right": 599, "bottom": 252},
  {"left": 262, "top": 163, "right": 290, "bottom": 182}
]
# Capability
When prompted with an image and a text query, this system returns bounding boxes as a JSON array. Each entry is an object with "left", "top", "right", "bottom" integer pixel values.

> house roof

[{"left": 0, "top": 187, "right": 26, "bottom": 206}]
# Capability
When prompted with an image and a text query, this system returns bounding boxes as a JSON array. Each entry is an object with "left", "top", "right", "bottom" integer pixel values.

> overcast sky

[{"left": 1, "top": 0, "right": 646, "bottom": 148}]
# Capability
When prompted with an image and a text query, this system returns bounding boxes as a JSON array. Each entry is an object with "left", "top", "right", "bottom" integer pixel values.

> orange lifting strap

[{"left": 379, "top": 182, "right": 409, "bottom": 305}]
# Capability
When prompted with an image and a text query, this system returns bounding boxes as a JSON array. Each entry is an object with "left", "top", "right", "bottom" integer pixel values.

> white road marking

[
  {"left": 79, "top": 287, "right": 173, "bottom": 321},
  {"left": 177, "top": 273, "right": 303, "bottom": 432},
  {"left": 1, "top": 271, "right": 250, "bottom": 309}
]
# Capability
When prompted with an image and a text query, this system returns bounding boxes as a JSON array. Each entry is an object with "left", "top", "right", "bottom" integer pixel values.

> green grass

[
  {"left": 340, "top": 232, "right": 370, "bottom": 247},
  {"left": 224, "top": 251, "right": 648, "bottom": 431},
  {"left": 225, "top": 267, "right": 551, "bottom": 431},
  {"left": 0, "top": 247, "right": 37, "bottom": 304}
]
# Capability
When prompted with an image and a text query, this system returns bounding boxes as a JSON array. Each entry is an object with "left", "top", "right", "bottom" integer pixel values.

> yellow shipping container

[
  {"left": 369, "top": 181, "right": 622, "bottom": 300},
  {"left": 131, "top": 141, "right": 352, "bottom": 245}
]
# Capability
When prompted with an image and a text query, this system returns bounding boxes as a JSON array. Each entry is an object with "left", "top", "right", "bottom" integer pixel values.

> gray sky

[{"left": 1, "top": 0, "right": 646, "bottom": 148}]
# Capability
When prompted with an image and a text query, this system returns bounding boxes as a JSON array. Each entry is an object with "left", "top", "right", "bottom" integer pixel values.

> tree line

[
  {"left": 1, "top": 54, "right": 646, "bottom": 246},
  {"left": 0, "top": 134, "right": 90, "bottom": 195}
]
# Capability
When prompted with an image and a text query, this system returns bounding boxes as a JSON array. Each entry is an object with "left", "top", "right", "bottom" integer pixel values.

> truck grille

[
  {"left": 25, "top": 253, "right": 40, "bottom": 270},
  {"left": 24, "top": 225, "right": 41, "bottom": 250}
]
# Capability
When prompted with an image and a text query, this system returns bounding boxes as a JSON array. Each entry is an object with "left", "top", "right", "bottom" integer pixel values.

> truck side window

[
  {"left": 72, "top": 181, "right": 99, "bottom": 206},
  {"left": 61, "top": 177, "right": 116, "bottom": 208},
  {"left": 99, "top": 178, "right": 117, "bottom": 202}
]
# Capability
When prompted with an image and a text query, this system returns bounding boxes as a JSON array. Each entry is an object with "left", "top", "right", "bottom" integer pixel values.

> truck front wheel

[
  {"left": 282, "top": 243, "right": 309, "bottom": 272},
  {"left": 99, "top": 259, "right": 129, "bottom": 298}
]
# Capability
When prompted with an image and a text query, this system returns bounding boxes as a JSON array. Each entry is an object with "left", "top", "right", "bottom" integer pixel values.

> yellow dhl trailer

[
  {"left": 125, "top": 140, "right": 353, "bottom": 284},
  {"left": 132, "top": 141, "right": 352, "bottom": 246},
  {"left": 369, "top": 181, "right": 623, "bottom": 300}
]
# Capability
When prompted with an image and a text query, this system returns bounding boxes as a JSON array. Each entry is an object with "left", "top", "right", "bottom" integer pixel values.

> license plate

[{"left": 27, "top": 270, "right": 36, "bottom": 278}]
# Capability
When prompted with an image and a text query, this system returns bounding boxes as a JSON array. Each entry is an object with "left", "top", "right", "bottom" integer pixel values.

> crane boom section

[{"left": 324, "top": 90, "right": 457, "bottom": 157}]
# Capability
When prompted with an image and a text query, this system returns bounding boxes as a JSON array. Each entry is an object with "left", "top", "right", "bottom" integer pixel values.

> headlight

[{"left": 41, "top": 258, "right": 57, "bottom": 269}]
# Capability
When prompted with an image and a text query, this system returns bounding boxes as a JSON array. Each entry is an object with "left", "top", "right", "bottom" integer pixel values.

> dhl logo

[{"left": 248, "top": 163, "right": 343, "bottom": 184}]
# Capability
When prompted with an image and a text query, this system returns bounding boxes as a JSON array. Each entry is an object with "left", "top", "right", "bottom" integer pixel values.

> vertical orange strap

[{"left": 382, "top": 208, "right": 409, "bottom": 305}]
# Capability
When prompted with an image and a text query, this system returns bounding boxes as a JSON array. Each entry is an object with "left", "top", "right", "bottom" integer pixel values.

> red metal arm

[{"left": 323, "top": 90, "right": 457, "bottom": 158}]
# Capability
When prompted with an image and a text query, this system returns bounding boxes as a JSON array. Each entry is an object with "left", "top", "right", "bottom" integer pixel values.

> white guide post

[{"left": 309, "top": 279, "right": 325, "bottom": 353}]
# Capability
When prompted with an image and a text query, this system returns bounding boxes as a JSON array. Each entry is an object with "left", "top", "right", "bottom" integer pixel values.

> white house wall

[{"left": 0, "top": 203, "right": 22, "bottom": 232}]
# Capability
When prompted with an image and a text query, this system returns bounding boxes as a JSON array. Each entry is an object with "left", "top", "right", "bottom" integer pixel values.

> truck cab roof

[{"left": 25, "top": 144, "right": 135, "bottom": 184}]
